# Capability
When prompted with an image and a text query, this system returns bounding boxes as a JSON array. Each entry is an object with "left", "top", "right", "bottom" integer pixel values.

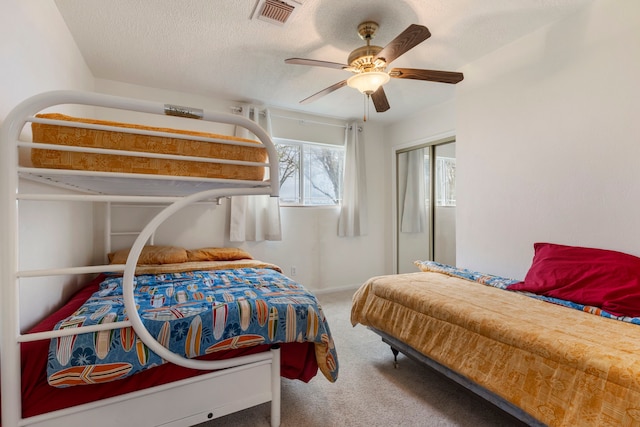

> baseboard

[{"left": 311, "top": 283, "right": 361, "bottom": 296}]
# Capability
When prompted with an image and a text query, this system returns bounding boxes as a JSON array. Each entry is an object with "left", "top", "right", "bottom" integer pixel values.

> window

[{"left": 274, "top": 138, "right": 345, "bottom": 206}]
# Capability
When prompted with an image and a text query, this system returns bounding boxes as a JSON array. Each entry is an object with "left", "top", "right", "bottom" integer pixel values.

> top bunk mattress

[{"left": 30, "top": 113, "right": 268, "bottom": 181}]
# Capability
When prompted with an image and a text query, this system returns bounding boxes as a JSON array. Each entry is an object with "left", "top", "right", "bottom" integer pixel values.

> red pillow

[{"left": 507, "top": 242, "right": 640, "bottom": 317}]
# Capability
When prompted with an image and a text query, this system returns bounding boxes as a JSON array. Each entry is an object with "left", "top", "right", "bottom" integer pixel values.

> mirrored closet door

[{"left": 396, "top": 139, "right": 456, "bottom": 273}]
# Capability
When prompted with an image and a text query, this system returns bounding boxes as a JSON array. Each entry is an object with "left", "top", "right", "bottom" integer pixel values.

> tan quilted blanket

[
  {"left": 31, "top": 113, "right": 267, "bottom": 180},
  {"left": 129, "top": 259, "right": 283, "bottom": 275},
  {"left": 351, "top": 271, "right": 640, "bottom": 426}
]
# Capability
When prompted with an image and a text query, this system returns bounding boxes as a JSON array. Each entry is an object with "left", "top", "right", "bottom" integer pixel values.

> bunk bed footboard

[{"left": 21, "top": 347, "right": 281, "bottom": 427}]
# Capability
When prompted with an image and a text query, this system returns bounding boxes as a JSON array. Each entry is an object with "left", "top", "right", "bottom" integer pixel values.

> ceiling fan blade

[
  {"left": 300, "top": 80, "right": 348, "bottom": 104},
  {"left": 371, "top": 87, "right": 390, "bottom": 112},
  {"left": 285, "top": 58, "right": 349, "bottom": 70},
  {"left": 389, "top": 68, "right": 464, "bottom": 84},
  {"left": 374, "top": 24, "right": 431, "bottom": 64}
]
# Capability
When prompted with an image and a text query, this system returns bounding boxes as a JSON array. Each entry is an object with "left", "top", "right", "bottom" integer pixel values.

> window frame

[{"left": 273, "top": 137, "right": 345, "bottom": 207}]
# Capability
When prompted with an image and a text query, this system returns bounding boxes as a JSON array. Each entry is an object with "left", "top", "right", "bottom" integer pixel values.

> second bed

[{"left": 351, "top": 253, "right": 640, "bottom": 426}]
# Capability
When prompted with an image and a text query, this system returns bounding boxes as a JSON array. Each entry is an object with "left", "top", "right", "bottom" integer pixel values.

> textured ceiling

[{"left": 54, "top": 0, "right": 594, "bottom": 123}]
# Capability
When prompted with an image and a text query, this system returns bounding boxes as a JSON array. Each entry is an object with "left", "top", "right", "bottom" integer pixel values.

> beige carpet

[{"left": 200, "top": 289, "right": 527, "bottom": 427}]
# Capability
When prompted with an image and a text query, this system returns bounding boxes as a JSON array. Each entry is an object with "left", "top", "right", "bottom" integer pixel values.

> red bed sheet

[{"left": 11, "top": 274, "right": 318, "bottom": 420}]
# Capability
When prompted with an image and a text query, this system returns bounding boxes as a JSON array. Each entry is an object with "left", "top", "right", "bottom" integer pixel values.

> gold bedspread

[
  {"left": 31, "top": 114, "right": 267, "bottom": 181},
  {"left": 351, "top": 272, "right": 640, "bottom": 426}
]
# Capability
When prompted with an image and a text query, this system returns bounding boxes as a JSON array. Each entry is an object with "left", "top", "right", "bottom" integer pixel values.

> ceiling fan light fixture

[{"left": 347, "top": 72, "right": 390, "bottom": 95}]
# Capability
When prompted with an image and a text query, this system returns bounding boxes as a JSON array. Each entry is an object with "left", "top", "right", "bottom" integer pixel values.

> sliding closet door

[
  {"left": 396, "top": 148, "right": 430, "bottom": 273},
  {"left": 434, "top": 142, "right": 456, "bottom": 265},
  {"left": 396, "top": 139, "right": 456, "bottom": 273}
]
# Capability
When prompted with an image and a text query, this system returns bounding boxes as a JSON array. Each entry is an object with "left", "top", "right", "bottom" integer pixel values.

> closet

[{"left": 396, "top": 139, "right": 456, "bottom": 273}]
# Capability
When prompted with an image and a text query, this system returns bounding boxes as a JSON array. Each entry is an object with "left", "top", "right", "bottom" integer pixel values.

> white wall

[
  {"left": 455, "top": 0, "right": 640, "bottom": 279},
  {"left": 0, "top": 2, "right": 94, "bottom": 119},
  {"left": 0, "top": 1, "right": 96, "bottom": 329},
  {"left": 385, "top": 100, "right": 457, "bottom": 148},
  {"left": 385, "top": 0, "right": 640, "bottom": 281}
]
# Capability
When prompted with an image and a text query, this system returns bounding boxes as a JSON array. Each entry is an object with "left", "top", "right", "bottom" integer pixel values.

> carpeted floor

[{"left": 199, "top": 289, "right": 527, "bottom": 427}]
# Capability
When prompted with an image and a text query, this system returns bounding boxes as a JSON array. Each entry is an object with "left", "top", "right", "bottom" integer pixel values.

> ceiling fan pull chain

[{"left": 364, "top": 94, "right": 369, "bottom": 122}]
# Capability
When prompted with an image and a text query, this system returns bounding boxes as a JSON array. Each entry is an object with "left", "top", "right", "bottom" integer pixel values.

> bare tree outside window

[
  {"left": 275, "top": 139, "right": 344, "bottom": 206},
  {"left": 277, "top": 144, "right": 299, "bottom": 186},
  {"left": 277, "top": 144, "right": 300, "bottom": 204},
  {"left": 305, "top": 146, "right": 343, "bottom": 204}
]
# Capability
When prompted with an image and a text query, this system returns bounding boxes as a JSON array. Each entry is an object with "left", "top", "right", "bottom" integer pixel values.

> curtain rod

[
  {"left": 272, "top": 113, "right": 347, "bottom": 129},
  {"left": 230, "top": 106, "right": 264, "bottom": 115},
  {"left": 230, "top": 106, "right": 348, "bottom": 130}
]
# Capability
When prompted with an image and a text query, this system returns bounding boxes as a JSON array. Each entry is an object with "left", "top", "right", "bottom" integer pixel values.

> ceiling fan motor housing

[
  {"left": 348, "top": 45, "right": 386, "bottom": 72},
  {"left": 349, "top": 21, "right": 387, "bottom": 73}
]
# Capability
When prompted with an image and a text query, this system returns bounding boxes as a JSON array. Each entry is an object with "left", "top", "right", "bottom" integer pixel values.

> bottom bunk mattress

[
  {"left": 350, "top": 265, "right": 640, "bottom": 427},
  {"left": 15, "top": 259, "right": 338, "bottom": 419}
]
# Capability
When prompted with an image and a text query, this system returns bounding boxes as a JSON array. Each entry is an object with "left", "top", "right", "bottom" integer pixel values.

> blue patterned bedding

[
  {"left": 415, "top": 260, "right": 640, "bottom": 325},
  {"left": 48, "top": 267, "right": 338, "bottom": 387}
]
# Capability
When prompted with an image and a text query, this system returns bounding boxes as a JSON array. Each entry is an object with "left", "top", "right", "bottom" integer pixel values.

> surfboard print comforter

[{"left": 48, "top": 265, "right": 338, "bottom": 387}]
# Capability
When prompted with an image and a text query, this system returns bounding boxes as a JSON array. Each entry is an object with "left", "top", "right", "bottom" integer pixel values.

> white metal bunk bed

[{"left": 0, "top": 90, "right": 288, "bottom": 427}]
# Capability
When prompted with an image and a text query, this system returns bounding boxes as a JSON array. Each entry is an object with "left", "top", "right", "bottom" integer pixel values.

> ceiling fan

[{"left": 285, "top": 21, "right": 464, "bottom": 114}]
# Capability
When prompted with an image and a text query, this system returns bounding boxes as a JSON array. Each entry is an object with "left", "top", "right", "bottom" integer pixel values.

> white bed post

[
  {"left": 105, "top": 201, "right": 112, "bottom": 260},
  {"left": 270, "top": 346, "right": 282, "bottom": 427},
  {"left": 0, "top": 99, "right": 25, "bottom": 427}
]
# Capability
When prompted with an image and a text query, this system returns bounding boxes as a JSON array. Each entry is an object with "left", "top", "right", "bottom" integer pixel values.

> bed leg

[
  {"left": 391, "top": 347, "right": 400, "bottom": 368},
  {"left": 270, "top": 345, "right": 281, "bottom": 427}
]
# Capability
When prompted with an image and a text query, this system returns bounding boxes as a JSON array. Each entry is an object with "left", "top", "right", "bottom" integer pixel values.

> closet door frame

[{"left": 392, "top": 132, "right": 456, "bottom": 274}]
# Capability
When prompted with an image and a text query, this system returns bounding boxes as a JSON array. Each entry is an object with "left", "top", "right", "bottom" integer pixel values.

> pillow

[
  {"left": 186, "top": 247, "right": 253, "bottom": 262},
  {"left": 507, "top": 242, "right": 640, "bottom": 317},
  {"left": 108, "top": 245, "right": 188, "bottom": 265}
]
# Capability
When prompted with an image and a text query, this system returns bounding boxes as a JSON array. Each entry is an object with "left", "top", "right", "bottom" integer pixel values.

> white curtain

[
  {"left": 229, "top": 103, "right": 282, "bottom": 242},
  {"left": 338, "top": 122, "right": 368, "bottom": 237},
  {"left": 399, "top": 148, "right": 427, "bottom": 233}
]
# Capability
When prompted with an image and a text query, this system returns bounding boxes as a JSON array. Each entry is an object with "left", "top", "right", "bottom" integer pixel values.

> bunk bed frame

[{"left": 0, "top": 91, "right": 283, "bottom": 427}]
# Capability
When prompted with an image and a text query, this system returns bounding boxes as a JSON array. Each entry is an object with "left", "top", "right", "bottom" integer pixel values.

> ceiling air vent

[{"left": 253, "top": 0, "right": 296, "bottom": 26}]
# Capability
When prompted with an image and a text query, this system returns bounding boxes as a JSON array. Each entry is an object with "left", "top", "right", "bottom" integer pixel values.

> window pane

[
  {"left": 305, "top": 146, "right": 343, "bottom": 205},
  {"left": 275, "top": 140, "right": 344, "bottom": 206},
  {"left": 277, "top": 144, "right": 300, "bottom": 204}
]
